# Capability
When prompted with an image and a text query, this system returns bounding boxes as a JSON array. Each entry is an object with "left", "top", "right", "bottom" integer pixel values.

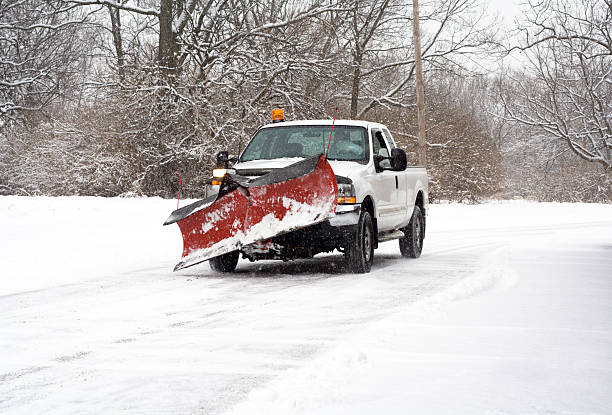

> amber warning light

[{"left": 272, "top": 108, "right": 285, "bottom": 123}]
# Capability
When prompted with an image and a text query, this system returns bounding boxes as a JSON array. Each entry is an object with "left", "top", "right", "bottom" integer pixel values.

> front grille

[{"left": 234, "top": 169, "right": 273, "bottom": 177}]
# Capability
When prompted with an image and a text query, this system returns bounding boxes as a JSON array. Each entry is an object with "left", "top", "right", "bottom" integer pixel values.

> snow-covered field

[{"left": 1, "top": 197, "right": 611, "bottom": 414}]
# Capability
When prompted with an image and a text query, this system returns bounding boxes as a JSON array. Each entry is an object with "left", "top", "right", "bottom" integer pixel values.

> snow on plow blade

[{"left": 164, "top": 155, "right": 338, "bottom": 271}]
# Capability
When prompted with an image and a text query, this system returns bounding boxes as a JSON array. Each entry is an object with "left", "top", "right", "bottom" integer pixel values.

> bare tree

[
  {"left": 339, "top": 0, "right": 403, "bottom": 118},
  {"left": 383, "top": 69, "right": 502, "bottom": 201},
  {"left": 0, "top": 0, "right": 92, "bottom": 123},
  {"left": 504, "top": 0, "right": 611, "bottom": 170},
  {"left": 330, "top": 0, "right": 499, "bottom": 119}
]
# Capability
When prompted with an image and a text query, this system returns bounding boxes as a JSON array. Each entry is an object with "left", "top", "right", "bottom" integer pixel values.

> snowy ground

[{"left": 1, "top": 197, "right": 611, "bottom": 414}]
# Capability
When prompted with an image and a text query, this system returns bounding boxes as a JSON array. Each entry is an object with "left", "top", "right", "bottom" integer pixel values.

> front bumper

[{"left": 329, "top": 204, "right": 361, "bottom": 227}]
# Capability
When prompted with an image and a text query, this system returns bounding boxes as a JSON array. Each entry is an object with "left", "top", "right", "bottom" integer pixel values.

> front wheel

[
  {"left": 209, "top": 251, "right": 239, "bottom": 273},
  {"left": 399, "top": 206, "right": 424, "bottom": 258},
  {"left": 345, "top": 211, "right": 374, "bottom": 273}
]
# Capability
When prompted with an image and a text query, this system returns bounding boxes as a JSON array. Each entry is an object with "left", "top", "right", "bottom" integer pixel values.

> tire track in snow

[{"left": 0, "top": 246, "right": 478, "bottom": 414}]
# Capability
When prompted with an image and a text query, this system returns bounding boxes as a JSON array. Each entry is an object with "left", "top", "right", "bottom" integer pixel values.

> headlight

[
  {"left": 211, "top": 168, "right": 236, "bottom": 185},
  {"left": 212, "top": 168, "right": 228, "bottom": 178},
  {"left": 337, "top": 183, "right": 356, "bottom": 204}
]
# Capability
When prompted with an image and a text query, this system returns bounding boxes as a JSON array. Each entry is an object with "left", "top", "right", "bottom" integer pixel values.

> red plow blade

[{"left": 164, "top": 155, "right": 337, "bottom": 271}]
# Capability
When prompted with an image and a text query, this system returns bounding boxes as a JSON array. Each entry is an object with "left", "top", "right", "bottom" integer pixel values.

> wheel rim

[
  {"left": 412, "top": 215, "right": 421, "bottom": 252},
  {"left": 364, "top": 223, "right": 372, "bottom": 262}
]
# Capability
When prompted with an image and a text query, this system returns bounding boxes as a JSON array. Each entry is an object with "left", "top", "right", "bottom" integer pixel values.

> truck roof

[{"left": 259, "top": 119, "right": 387, "bottom": 130}]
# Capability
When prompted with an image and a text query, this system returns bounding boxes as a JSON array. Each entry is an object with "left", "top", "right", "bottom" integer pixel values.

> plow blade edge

[{"left": 164, "top": 155, "right": 338, "bottom": 271}]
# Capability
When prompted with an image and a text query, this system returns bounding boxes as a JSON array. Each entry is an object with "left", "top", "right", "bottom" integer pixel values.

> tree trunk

[
  {"left": 107, "top": 5, "right": 124, "bottom": 82},
  {"left": 350, "top": 55, "right": 362, "bottom": 119},
  {"left": 158, "top": 0, "right": 176, "bottom": 71}
]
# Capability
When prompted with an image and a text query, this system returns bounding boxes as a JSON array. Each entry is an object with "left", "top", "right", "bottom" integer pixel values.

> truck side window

[
  {"left": 373, "top": 130, "right": 390, "bottom": 157},
  {"left": 382, "top": 128, "right": 396, "bottom": 149},
  {"left": 372, "top": 130, "right": 391, "bottom": 169}
]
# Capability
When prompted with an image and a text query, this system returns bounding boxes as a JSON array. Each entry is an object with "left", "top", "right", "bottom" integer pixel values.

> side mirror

[
  {"left": 374, "top": 148, "right": 407, "bottom": 172},
  {"left": 216, "top": 151, "right": 229, "bottom": 168},
  {"left": 390, "top": 148, "right": 407, "bottom": 171}
]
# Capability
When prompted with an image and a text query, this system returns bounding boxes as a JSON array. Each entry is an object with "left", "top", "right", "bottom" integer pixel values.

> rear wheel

[
  {"left": 345, "top": 211, "right": 374, "bottom": 273},
  {"left": 399, "top": 206, "right": 424, "bottom": 258},
  {"left": 209, "top": 251, "right": 239, "bottom": 272}
]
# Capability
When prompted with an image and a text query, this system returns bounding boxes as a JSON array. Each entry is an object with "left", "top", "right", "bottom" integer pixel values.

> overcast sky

[
  {"left": 482, "top": 0, "right": 528, "bottom": 69},
  {"left": 486, "top": 0, "right": 523, "bottom": 27}
]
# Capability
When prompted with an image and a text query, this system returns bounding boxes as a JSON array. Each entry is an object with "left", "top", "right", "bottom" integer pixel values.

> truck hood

[{"left": 233, "top": 158, "right": 366, "bottom": 182}]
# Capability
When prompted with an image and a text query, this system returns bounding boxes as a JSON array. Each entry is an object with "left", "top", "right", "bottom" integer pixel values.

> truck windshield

[{"left": 240, "top": 125, "right": 369, "bottom": 163}]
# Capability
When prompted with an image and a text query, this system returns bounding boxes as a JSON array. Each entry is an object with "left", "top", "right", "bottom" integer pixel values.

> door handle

[{"left": 395, "top": 176, "right": 398, "bottom": 189}]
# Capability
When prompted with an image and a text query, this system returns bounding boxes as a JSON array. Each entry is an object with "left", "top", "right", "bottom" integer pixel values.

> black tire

[
  {"left": 209, "top": 251, "right": 239, "bottom": 273},
  {"left": 399, "top": 206, "right": 424, "bottom": 258},
  {"left": 345, "top": 211, "right": 374, "bottom": 273}
]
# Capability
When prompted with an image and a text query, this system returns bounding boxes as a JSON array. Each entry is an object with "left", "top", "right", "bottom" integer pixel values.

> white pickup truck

[{"left": 209, "top": 119, "right": 429, "bottom": 273}]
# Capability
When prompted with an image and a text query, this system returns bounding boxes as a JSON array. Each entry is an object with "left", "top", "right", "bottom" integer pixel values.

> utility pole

[{"left": 412, "top": 0, "right": 427, "bottom": 166}]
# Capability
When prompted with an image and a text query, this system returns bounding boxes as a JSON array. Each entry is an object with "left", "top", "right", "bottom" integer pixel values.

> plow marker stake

[{"left": 177, "top": 172, "right": 182, "bottom": 209}]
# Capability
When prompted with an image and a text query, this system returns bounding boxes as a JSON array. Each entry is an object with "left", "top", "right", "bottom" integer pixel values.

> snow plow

[{"left": 164, "top": 154, "right": 338, "bottom": 271}]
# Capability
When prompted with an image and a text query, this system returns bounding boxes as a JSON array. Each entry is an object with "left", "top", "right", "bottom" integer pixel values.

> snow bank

[{"left": 0, "top": 196, "right": 182, "bottom": 296}]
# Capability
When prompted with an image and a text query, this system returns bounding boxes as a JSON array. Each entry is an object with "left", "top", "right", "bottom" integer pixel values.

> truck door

[
  {"left": 382, "top": 128, "right": 411, "bottom": 225},
  {"left": 369, "top": 129, "right": 404, "bottom": 231}
]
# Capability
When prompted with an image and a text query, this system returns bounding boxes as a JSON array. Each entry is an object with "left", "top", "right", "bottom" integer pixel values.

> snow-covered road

[{"left": 1, "top": 198, "right": 611, "bottom": 414}]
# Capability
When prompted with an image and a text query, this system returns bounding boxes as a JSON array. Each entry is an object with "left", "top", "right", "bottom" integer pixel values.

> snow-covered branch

[{"left": 502, "top": 0, "right": 611, "bottom": 170}]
